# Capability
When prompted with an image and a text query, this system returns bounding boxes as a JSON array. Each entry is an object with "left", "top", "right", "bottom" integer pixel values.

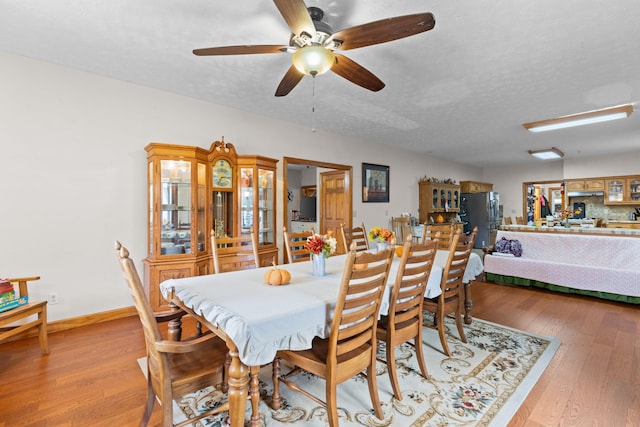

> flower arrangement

[
  {"left": 368, "top": 226, "right": 394, "bottom": 243},
  {"left": 560, "top": 208, "right": 573, "bottom": 220},
  {"left": 304, "top": 233, "right": 337, "bottom": 258}
]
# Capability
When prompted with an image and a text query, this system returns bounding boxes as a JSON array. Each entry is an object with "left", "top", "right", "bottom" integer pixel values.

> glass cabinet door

[
  {"left": 195, "top": 162, "right": 206, "bottom": 253},
  {"left": 607, "top": 179, "right": 624, "bottom": 203},
  {"left": 240, "top": 167, "right": 254, "bottom": 235},
  {"left": 257, "top": 168, "right": 274, "bottom": 245},
  {"left": 159, "top": 159, "right": 192, "bottom": 255},
  {"left": 628, "top": 179, "right": 640, "bottom": 202}
]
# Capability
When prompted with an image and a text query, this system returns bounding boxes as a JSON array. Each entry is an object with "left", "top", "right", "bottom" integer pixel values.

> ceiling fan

[{"left": 193, "top": 0, "right": 435, "bottom": 96}]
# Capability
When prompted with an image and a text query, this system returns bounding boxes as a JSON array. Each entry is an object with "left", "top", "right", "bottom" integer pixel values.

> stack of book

[{"left": 0, "top": 279, "right": 28, "bottom": 313}]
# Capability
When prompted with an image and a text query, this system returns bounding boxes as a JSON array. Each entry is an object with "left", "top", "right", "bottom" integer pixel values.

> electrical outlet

[
  {"left": 352, "top": 210, "right": 357, "bottom": 217},
  {"left": 48, "top": 293, "right": 59, "bottom": 305}
]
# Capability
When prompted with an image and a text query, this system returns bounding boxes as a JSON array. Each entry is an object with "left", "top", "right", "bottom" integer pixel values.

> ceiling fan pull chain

[{"left": 311, "top": 77, "right": 317, "bottom": 132}]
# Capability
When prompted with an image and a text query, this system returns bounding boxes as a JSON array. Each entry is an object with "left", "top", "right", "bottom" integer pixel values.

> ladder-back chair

[
  {"left": 338, "top": 222, "right": 369, "bottom": 254},
  {"left": 115, "top": 241, "right": 231, "bottom": 427},
  {"left": 423, "top": 228, "right": 476, "bottom": 356},
  {"left": 271, "top": 244, "right": 395, "bottom": 427},
  {"left": 376, "top": 234, "right": 439, "bottom": 400},
  {"left": 211, "top": 229, "right": 260, "bottom": 273},
  {"left": 422, "top": 223, "right": 455, "bottom": 250},
  {"left": 283, "top": 226, "right": 314, "bottom": 263}
]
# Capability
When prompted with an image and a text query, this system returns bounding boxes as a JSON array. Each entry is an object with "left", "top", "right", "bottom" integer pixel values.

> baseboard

[{"left": 1, "top": 306, "right": 137, "bottom": 343}]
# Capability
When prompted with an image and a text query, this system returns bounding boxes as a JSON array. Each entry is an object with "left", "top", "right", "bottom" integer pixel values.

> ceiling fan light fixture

[
  {"left": 292, "top": 46, "right": 335, "bottom": 77},
  {"left": 523, "top": 104, "right": 633, "bottom": 133},
  {"left": 528, "top": 147, "right": 564, "bottom": 160}
]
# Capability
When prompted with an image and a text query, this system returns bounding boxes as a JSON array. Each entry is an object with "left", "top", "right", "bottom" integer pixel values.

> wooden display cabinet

[
  {"left": 418, "top": 181, "right": 460, "bottom": 224},
  {"left": 144, "top": 140, "right": 278, "bottom": 311}
]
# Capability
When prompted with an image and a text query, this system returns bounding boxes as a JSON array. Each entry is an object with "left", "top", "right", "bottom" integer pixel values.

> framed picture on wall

[{"left": 362, "top": 163, "right": 389, "bottom": 202}]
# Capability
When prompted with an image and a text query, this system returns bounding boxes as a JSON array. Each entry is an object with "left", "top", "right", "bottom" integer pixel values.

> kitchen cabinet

[
  {"left": 418, "top": 181, "right": 460, "bottom": 224},
  {"left": 605, "top": 176, "right": 640, "bottom": 205},
  {"left": 460, "top": 181, "right": 493, "bottom": 193},
  {"left": 144, "top": 140, "right": 278, "bottom": 311},
  {"left": 566, "top": 179, "right": 605, "bottom": 192}
]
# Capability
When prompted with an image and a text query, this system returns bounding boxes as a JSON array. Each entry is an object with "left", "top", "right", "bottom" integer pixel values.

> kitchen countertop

[{"left": 500, "top": 224, "right": 640, "bottom": 237}]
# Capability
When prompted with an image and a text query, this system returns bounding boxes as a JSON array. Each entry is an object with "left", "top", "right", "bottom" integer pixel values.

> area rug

[{"left": 140, "top": 313, "right": 559, "bottom": 427}]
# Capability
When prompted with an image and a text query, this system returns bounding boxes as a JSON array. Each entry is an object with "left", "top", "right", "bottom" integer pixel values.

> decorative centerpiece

[
  {"left": 304, "top": 232, "right": 337, "bottom": 277},
  {"left": 560, "top": 208, "right": 573, "bottom": 228},
  {"left": 368, "top": 226, "right": 394, "bottom": 252}
]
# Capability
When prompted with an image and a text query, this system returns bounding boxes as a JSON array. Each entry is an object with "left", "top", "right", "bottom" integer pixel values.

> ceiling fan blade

[
  {"left": 331, "top": 54, "right": 385, "bottom": 92},
  {"left": 273, "top": 0, "right": 316, "bottom": 38},
  {"left": 330, "top": 13, "right": 435, "bottom": 51},
  {"left": 193, "top": 45, "right": 289, "bottom": 56},
  {"left": 275, "top": 65, "right": 305, "bottom": 97}
]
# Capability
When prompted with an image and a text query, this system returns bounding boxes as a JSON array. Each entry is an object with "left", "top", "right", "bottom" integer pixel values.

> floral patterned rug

[{"left": 168, "top": 314, "right": 559, "bottom": 427}]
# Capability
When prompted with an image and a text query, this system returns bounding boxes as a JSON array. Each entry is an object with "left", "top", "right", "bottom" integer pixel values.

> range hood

[{"left": 567, "top": 190, "right": 605, "bottom": 197}]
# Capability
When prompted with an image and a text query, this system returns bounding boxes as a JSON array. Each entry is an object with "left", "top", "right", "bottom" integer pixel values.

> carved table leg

[
  {"left": 464, "top": 280, "right": 474, "bottom": 324},
  {"left": 249, "top": 365, "right": 261, "bottom": 427},
  {"left": 226, "top": 344, "right": 249, "bottom": 427},
  {"left": 271, "top": 357, "right": 282, "bottom": 410}
]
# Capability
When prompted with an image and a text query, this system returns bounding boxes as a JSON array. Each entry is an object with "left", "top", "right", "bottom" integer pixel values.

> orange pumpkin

[
  {"left": 353, "top": 262, "right": 369, "bottom": 270},
  {"left": 264, "top": 266, "right": 291, "bottom": 286}
]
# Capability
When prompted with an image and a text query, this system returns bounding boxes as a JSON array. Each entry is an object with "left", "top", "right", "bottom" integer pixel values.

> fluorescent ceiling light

[
  {"left": 528, "top": 147, "right": 564, "bottom": 160},
  {"left": 523, "top": 104, "right": 633, "bottom": 133}
]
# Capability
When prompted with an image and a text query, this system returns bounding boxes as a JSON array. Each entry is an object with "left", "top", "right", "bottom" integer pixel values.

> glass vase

[
  {"left": 376, "top": 241, "right": 391, "bottom": 253},
  {"left": 312, "top": 254, "right": 326, "bottom": 277}
]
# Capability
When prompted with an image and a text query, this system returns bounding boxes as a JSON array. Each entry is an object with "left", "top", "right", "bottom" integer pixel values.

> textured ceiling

[{"left": 1, "top": 0, "right": 639, "bottom": 168}]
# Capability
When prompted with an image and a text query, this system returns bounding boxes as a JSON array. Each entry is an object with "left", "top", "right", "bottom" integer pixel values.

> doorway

[{"left": 283, "top": 157, "right": 352, "bottom": 236}]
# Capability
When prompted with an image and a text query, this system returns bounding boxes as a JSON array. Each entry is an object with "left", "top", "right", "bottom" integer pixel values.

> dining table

[{"left": 160, "top": 250, "right": 483, "bottom": 427}]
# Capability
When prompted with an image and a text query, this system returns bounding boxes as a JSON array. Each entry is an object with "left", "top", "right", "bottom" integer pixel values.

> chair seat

[{"left": 168, "top": 336, "right": 228, "bottom": 394}]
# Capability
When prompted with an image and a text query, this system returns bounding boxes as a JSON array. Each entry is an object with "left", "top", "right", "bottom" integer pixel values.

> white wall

[{"left": 1, "top": 52, "right": 482, "bottom": 321}]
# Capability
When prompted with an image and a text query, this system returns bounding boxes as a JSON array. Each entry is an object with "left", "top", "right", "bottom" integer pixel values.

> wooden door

[{"left": 320, "top": 170, "right": 350, "bottom": 238}]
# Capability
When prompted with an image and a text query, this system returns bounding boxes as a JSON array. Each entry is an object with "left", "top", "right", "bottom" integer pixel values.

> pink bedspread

[{"left": 484, "top": 230, "right": 640, "bottom": 297}]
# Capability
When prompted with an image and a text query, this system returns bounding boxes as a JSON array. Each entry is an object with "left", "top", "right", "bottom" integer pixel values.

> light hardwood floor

[{"left": 0, "top": 281, "right": 638, "bottom": 426}]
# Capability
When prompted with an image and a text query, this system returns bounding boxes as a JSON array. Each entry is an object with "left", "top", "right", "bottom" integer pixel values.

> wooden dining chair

[
  {"left": 338, "top": 222, "right": 369, "bottom": 254},
  {"left": 0, "top": 276, "right": 48, "bottom": 354},
  {"left": 390, "top": 216, "right": 413, "bottom": 243},
  {"left": 271, "top": 244, "right": 395, "bottom": 427},
  {"left": 211, "top": 229, "right": 260, "bottom": 273},
  {"left": 504, "top": 216, "right": 513, "bottom": 225},
  {"left": 376, "top": 234, "right": 439, "bottom": 400},
  {"left": 422, "top": 223, "right": 454, "bottom": 250},
  {"left": 423, "top": 228, "right": 476, "bottom": 356},
  {"left": 283, "top": 226, "right": 314, "bottom": 263},
  {"left": 115, "top": 241, "right": 230, "bottom": 427},
  {"left": 515, "top": 216, "right": 525, "bottom": 225}
]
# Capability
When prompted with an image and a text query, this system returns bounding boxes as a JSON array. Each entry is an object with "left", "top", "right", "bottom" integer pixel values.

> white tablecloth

[{"left": 160, "top": 251, "right": 483, "bottom": 366}]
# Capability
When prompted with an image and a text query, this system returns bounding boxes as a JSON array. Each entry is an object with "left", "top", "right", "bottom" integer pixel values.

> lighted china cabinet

[
  {"left": 144, "top": 140, "right": 278, "bottom": 311},
  {"left": 418, "top": 181, "right": 460, "bottom": 223},
  {"left": 237, "top": 155, "right": 278, "bottom": 266}
]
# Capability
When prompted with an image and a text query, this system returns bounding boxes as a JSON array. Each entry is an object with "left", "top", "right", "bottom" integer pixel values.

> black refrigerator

[{"left": 460, "top": 192, "right": 500, "bottom": 248}]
